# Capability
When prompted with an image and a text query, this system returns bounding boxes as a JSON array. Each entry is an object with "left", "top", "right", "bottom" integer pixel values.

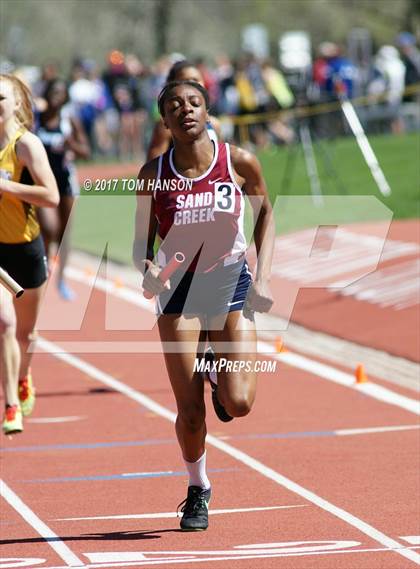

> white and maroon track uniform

[
  {"left": 154, "top": 141, "right": 246, "bottom": 273},
  {"left": 153, "top": 142, "right": 252, "bottom": 316}
]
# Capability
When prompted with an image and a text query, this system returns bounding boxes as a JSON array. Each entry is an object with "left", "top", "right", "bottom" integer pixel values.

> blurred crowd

[{"left": 4, "top": 31, "right": 420, "bottom": 159}]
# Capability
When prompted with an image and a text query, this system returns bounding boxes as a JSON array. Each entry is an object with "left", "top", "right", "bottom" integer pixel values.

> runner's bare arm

[
  {"left": 231, "top": 145, "right": 274, "bottom": 312},
  {"left": 0, "top": 132, "right": 59, "bottom": 207},
  {"left": 133, "top": 159, "right": 170, "bottom": 294},
  {"left": 133, "top": 159, "right": 158, "bottom": 274}
]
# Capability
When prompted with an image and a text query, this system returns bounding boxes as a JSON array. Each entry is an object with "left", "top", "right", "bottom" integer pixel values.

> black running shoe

[
  {"left": 205, "top": 348, "right": 233, "bottom": 423},
  {"left": 178, "top": 486, "right": 211, "bottom": 531}
]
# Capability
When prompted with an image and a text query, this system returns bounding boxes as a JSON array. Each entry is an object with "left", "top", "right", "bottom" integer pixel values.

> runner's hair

[
  {"left": 158, "top": 80, "right": 210, "bottom": 117},
  {"left": 0, "top": 74, "right": 34, "bottom": 129},
  {"left": 166, "top": 60, "right": 197, "bottom": 83}
]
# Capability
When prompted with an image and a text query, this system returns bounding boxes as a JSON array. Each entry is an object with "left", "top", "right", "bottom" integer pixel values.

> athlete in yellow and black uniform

[
  {"left": 0, "top": 74, "right": 59, "bottom": 435},
  {"left": 0, "top": 128, "right": 48, "bottom": 288}
]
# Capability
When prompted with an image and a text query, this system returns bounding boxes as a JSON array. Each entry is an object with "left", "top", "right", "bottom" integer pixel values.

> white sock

[{"left": 184, "top": 451, "right": 211, "bottom": 490}]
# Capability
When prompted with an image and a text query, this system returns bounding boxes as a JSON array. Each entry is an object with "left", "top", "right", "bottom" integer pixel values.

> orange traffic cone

[
  {"left": 114, "top": 277, "right": 124, "bottom": 289},
  {"left": 355, "top": 364, "right": 368, "bottom": 384},
  {"left": 275, "top": 337, "right": 288, "bottom": 353}
]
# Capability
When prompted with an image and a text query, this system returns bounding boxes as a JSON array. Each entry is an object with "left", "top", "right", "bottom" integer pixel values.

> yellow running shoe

[
  {"left": 3, "top": 405, "right": 23, "bottom": 435},
  {"left": 19, "top": 369, "right": 36, "bottom": 416}
]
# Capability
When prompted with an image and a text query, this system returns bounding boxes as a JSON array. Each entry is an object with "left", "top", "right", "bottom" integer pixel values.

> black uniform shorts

[{"left": 0, "top": 234, "right": 48, "bottom": 289}]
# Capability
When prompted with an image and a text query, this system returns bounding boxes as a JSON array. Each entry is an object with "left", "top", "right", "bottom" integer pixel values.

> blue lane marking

[
  {"left": 21, "top": 468, "right": 237, "bottom": 484},
  {"left": 2, "top": 438, "right": 176, "bottom": 453},
  {"left": 3, "top": 430, "right": 341, "bottom": 456}
]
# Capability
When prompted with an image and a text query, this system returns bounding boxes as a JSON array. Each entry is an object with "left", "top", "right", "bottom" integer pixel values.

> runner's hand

[
  {"left": 246, "top": 280, "right": 273, "bottom": 313},
  {"left": 142, "top": 259, "right": 171, "bottom": 296}
]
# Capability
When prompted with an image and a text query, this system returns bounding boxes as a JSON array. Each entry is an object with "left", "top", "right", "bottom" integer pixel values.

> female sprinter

[
  {"left": 133, "top": 81, "right": 274, "bottom": 531},
  {"left": 146, "top": 60, "right": 221, "bottom": 160},
  {"left": 0, "top": 74, "right": 59, "bottom": 434},
  {"left": 37, "top": 78, "right": 90, "bottom": 300},
  {"left": 147, "top": 61, "right": 222, "bottom": 377}
]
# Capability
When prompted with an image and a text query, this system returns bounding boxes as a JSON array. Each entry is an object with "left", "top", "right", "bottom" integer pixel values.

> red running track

[
  {"left": 1, "top": 265, "right": 419, "bottom": 569},
  {"left": 247, "top": 219, "right": 420, "bottom": 362}
]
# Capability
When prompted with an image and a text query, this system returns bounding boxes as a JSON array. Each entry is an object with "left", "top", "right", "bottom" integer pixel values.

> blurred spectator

[
  {"left": 145, "top": 56, "right": 171, "bottom": 119},
  {"left": 103, "top": 51, "right": 145, "bottom": 160},
  {"left": 313, "top": 42, "right": 357, "bottom": 100},
  {"left": 396, "top": 32, "right": 420, "bottom": 102},
  {"left": 312, "top": 42, "right": 357, "bottom": 137},
  {"left": 69, "top": 60, "right": 103, "bottom": 149},
  {"left": 368, "top": 45, "right": 406, "bottom": 133},
  {"left": 261, "top": 59, "right": 295, "bottom": 144},
  {"left": 102, "top": 50, "right": 127, "bottom": 101},
  {"left": 214, "top": 54, "right": 238, "bottom": 116},
  {"left": 235, "top": 55, "right": 271, "bottom": 147},
  {"left": 261, "top": 59, "right": 294, "bottom": 110},
  {"left": 195, "top": 57, "right": 219, "bottom": 108},
  {"left": 235, "top": 57, "right": 257, "bottom": 114},
  {"left": 33, "top": 61, "right": 59, "bottom": 99},
  {"left": 85, "top": 62, "right": 114, "bottom": 155},
  {"left": 14, "top": 39, "right": 418, "bottom": 159},
  {"left": 246, "top": 53, "right": 271, "bottom": 110},
  {"left": 36, "top": 79, "right": 90, "bottom": 300},
  {"left": 124, "top": 53, "right": 147, "bottom": 160}
]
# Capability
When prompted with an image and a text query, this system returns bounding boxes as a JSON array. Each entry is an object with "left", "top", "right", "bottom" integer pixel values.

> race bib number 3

[{"left": 214, "top": 182, "right": 235, "bottom": 213}]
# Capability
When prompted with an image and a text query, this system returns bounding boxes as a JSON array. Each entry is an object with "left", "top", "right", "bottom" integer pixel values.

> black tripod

[{"left": 281, "top": 102, "right": 348, "bottom": 205}]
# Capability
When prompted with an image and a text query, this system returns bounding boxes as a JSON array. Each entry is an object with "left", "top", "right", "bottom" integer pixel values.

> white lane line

[
  {"left": 121, "top": 470, "right": 175, "bottom": 477},
  {"left": 1, "top": 559, "right": 46, "bottom": 568},
  {"left": 56, "top": 505, "right": 305, "bottom": 521},
  {"left": 0, "top": 479, "right": 84, "bottom": 567},
  {"left": 27, "top": 416, "right": 85, "bottom": 424},
  {"left": 38, "top": 338, "right": 176, "bottom": 422},
  {"left": 37, "top": 338, "right": 420, "bottom": 566},
  {"left": 402, "top": 538, "right": 420, "bottom": 545},
  {"left": 336, "top": 424, "right": 420, "bottom": 436},
  {"left": 219, "top": 424, "right": 420, "bottom": 441},
  {"left": 17, "top": 546, "right": 420, "bottom": 569},
  {"left": 206, "top": 440, "right": 420, "bottom": 567},
  {"left": 57, "top": 266, "right": 420, "bottom": 416},
  {"left": 355, "top": 382, "right": 419, "bottom": 415},
  {"left": 66, "top": 266, "right": 151, "bottom": 311},
  {"left": 258, "top": 342, "right": 420, "bottom": 416}
]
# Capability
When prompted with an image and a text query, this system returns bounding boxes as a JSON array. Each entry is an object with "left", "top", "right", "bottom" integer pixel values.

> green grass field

[
  {"left": 72, "top": 132, "right": 419, "bottom": 265},
  {"left": 259, "top": 131, "right": 419, "bottom": 216}
]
